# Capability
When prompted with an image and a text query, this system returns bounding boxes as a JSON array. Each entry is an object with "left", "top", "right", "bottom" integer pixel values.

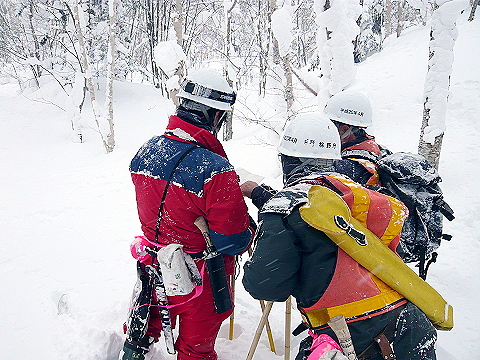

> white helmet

[
  {"left": 324, "top": 90, "right": 373, "bottom": 127},
  {"left": 177, "top": 68, "right": 236, "bottom": 111},
  {"left": 278, "top": 113, "right": 341, "bottom": 159}
]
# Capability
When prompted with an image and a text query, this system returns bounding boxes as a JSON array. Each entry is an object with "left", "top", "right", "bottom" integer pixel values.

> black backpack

[{"left": 376, "top": 152, "right": 455, "bottom": 279}]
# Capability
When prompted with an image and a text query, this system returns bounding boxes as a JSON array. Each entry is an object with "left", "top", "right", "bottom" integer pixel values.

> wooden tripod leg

[
  {"left": 248, "top": 248, "right": 275, "bottom": 352},
  {"left": 229, "top": 273, "right": 235, "bottom": 340},
  {"left": 260, "top": 300, "right": 276, "bottom": 353},
  {"left": 284, "top": 296, "right": 292, "bottom": 360},
  {"left": 246, "top": 301, "right": 274, "bottom": 360}
]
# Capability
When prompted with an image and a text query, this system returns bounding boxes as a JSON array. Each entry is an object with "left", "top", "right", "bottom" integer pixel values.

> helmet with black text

[
  {"left": 323, "top": 90, "right": 373, "bottom": 128},
  {"left": 277, "top": 113, "right": 341, "bottom": 184},
  {"left": 278, "top": 113, "right": 341, "bottom": 159},
  {"left": 177, "top": 68, "right": 236, "bottom": 134}
]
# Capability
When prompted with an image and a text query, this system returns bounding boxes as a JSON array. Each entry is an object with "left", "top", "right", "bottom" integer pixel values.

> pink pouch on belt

[
  {"left": 130, "top": 236, "right": 154, "bottom": 264},
  {"left": 307, "top": 330, "right": 344, "bottom": 360}
]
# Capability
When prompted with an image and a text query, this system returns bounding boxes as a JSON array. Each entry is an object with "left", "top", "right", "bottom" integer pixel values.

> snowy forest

[
  {"left": 1, "top": 0, "right": 478, "bottom": 162},
  {"left": 1, "top": 1, "right": 480, "bottom": 360}
]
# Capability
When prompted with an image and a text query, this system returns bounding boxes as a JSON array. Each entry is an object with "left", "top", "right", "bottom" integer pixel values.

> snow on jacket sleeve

[
  {"left": 250, "top": 184, "right": 278, "bottom": 210},
  {"left": 203, "top": 164, "right": 253, "bottom": 256}
]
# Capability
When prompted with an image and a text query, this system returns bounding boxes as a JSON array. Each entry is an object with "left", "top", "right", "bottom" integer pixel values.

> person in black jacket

[{"left": 242, "top": 113, "right": 437, "bottom": 360}]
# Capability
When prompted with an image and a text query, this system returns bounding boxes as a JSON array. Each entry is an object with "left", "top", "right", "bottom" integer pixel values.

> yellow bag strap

[{"left": 300, "top": 185, "right": 454, "bottom": 331}]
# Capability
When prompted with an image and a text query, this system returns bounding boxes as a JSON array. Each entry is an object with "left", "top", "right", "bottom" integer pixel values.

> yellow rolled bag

[{"left": 299, "top": 185, "right": 454, "bottom": 331}]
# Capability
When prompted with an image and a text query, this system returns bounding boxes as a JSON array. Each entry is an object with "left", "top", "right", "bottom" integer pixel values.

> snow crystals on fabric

[
  {"left": 261, "top": 183, "right": 312, "bottom": 215},
  {"left": 167, "top": 127, "right": 196, "bottom": 142}
]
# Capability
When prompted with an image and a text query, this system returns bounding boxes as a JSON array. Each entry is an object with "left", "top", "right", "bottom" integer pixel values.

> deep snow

[{"left": 1, "top": 12, "right": 479, "bottom": 360}]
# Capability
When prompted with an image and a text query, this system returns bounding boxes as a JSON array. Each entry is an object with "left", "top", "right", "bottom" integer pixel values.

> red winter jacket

[{"left": 130, "top": 115, "right": 252, "bottom": 273}]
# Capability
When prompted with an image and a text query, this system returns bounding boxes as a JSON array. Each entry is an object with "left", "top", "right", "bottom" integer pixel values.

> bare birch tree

[
  {"left": 73, "top": 0, "right": 112, "bottom": 153},
  {"left": 26, "top": 1, "right": 42, "bottom": 87},
  {"left": 104, "top": 0, "right": 116, "bottom": 153},
  {"left": 385, "top": 0, "right": 393, "bottom": 37},
  {"left": 270, "top": 1, "right": 295, "bottom": 124},
  {"left": 222, "top": 0, "right": 238, "bottom": 141},
  {"left": 396, "top": 0, "right": 407, "bottom": 37},
  {"left": 468, "top": 0, "right": 479, "bottom": 20},
  {"left": 169, "top": 0, "right": 184, "bottom": 106},
  {"left": 257, "top": 0, "right": 271, "bottom": 96}
]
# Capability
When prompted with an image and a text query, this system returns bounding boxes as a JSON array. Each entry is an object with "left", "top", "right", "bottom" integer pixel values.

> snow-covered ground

[{"left": 1, "top": 13, "right": 479, "bottom": 360}]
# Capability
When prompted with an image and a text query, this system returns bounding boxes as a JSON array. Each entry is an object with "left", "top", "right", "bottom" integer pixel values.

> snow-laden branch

[{"left": 271, "top": 7, "right": 293, "bottom": 58}]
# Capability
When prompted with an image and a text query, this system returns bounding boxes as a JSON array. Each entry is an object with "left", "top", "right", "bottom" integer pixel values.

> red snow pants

[{"left": 146, "top": 261, "right": 233, "bottom": 360}]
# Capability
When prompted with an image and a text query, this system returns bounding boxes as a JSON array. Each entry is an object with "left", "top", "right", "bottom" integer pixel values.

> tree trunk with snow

[
  {"left": 269, "top": 0, "right": 281, "bottom": 66},
  {"left": 396, "top": 0, "right": 406, "bottom": 37},
  {"left": 385, "top": 0, "right": 392, "bottom": 37},
  {"left": 418, "top": 0, "right": 467, "bottom": 169},
  {"left": 257, "top": 1, "right": 271, "bottom": 96},
  {"left": 73, "top": 1, "right": 98, "bottom": 126},
  {"left": 104, "top": 0, "right": 116, "bottom": 153},
  {"left": 222, "top": 0, "right": 238, "bottom": 142},
  {"left": 354, "top": 0, "right": 384, "bottom": 62},
  {"left": 468, "top": 0, "right": 479, "bottom": 20},
  {"left": 169, "top": 0, "right": 184, "bottom": 107},
  {"left": 27, "top": 1, "right": 41, "bottom": 88},
  {"left": 73, "top": 0, "right": 110, "bottom": 153},
  {"left": 174, "top": 0, "right": 183, "bottom": 47},
  {"left": 271, "top": 2, "right": 295, "bottom": 124},
  {"left": 146, "top": 0, "right": 161, "bottom": 89},
  {"left": 315, "top": 0, "right": 361, "bottom": 98},
  {"left": 282, "top": 54, "right": 294, "bottom": 121}
]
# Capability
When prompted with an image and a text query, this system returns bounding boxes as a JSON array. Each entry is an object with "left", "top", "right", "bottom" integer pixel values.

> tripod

[{"left": 245, "top": 296, "right": 292, "bottom": 360}]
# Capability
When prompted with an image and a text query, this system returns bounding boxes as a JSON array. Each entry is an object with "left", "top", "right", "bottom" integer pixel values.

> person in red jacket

[
  {"left": 120, "top": 68, "right": 253, "bottom": 360},
  {"left": 324, "top": 90, "right": 383, "bottom": 186}
]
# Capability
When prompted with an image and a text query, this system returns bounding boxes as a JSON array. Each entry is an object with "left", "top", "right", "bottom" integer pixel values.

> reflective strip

[
  {"left": 383, "top": 197, "right": 408, "bottom": 245},
  {"left": 181, "top": 80, "right": 236, "bottom": 105},
  {"left": 301, "top": 290, "right": 406, "bottom": 328},
  {"left": 342, "top": 148, "right": 379, "bottom": 162},
  {"left": 332, "top": 176, "right": 370, "bottom": 225}
]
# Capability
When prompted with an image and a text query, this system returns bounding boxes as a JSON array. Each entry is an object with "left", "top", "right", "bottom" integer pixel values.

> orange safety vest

[{"left": 299, "top": 175, "right": 408, "bottom": 329}]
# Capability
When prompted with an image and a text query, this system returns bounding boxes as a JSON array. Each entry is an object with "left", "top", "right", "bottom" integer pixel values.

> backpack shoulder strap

[{"left": 154, "top": 145, "right": 200, "bottom": 243}]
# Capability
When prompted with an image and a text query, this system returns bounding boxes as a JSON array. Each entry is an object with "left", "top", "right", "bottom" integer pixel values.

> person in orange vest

[
  {"left": 240, "top": 91, "right": 383, "bottom": 208},
  {"left": 324, "top": 89, "right": 383, "bottom": 186},
  {"left": 242, "top": 113, "right": 437, "bottom": 360}
]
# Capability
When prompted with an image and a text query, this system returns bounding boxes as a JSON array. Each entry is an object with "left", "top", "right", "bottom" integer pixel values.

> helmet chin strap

[
  {"left": 212, "top": 111, "right": 228, "bottom": 136},
  {"left": 178, "top": 99, "right": 221, "bottom": 133}
]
